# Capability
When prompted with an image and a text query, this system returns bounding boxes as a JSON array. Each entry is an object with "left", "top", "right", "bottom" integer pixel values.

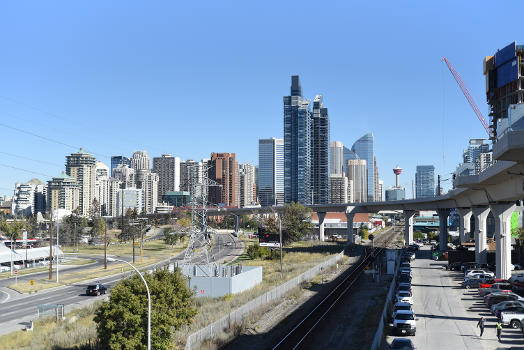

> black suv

[{"left": 86, "top": 283, "right": 107, "bottom": 296}]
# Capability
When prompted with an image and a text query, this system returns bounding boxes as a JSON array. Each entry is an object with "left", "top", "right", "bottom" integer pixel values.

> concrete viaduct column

[
  {"left": 457, "top": 208, "right": 472, "bottom": 245},
  {"left": 490, "top": 203, "right": 516, "bottom": 280},
  {"left": 345, "top": 206, "right": 355, "bottom": 244},
  {"left": 472, "top": 207, "right": 490, "bottom": 264},
  {"left": 317, "top": 212, "right": 326, "bottom": 242},
  {"left": 234, "top": 215, "right": 240, "bottom": 237},
  {"left": 437, "top": 208, "right": 450, "bottom": 251},
  {"left": 404, "top": 210, "right": 415, "bottom": 246}
]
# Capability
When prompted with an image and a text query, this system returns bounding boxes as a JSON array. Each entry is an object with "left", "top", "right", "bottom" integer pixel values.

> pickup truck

[
  {"left": 500, "top": 308, "right": 524, "bottom": 328},
  {"left": 479, "top": 283, "right": 512, "bottom": 297},
  {"left": 393, "top": 310, "right": 416, "bottom": 335}
]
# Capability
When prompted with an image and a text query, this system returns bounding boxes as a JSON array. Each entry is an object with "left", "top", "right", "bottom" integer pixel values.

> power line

[
  {"left": 0, "top": 151, "right": 62, "bottom": 167},
  {"left": 0, "top": 121, "right": 110, "bottom": 158},
  {"left": 0, "top": 163, "right": 54, "bottom": 179}
]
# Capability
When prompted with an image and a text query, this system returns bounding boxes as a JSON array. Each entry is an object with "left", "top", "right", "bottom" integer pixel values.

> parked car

[
  {"left": 397, "top": 284, "right": 412, "bottom": 296},
  {"left": 446, "top": 262, "right": 462, "bottom": 271},
  {"left": 479, "top": 278, "right": 508, "bottom": 289},
  {"left": 496, "top": 305, "right": 524, "bottom": 319},
  {"left": 500, "top": 308, "right": 524, "bottom": 328},
  {"left": 461, "top": 262, "right": 480, "bottom": 272},
  {"left": 491, "top": 300, "right": 524, "bottom": 315},
  {"left": 390, "top": 338, "right": 415, "bottom": 350},
  {"left": 462, "top": 278, "right": 493, "bottom": 289},
  {"left": 479, "top": 283, "right": 513, "bottom": 297},
  {"left": 392, "top": 310, "right": 416, "bottom": 335},
  {"left": 86, "top": 283, "right": 108, "bottom": 296},
  {"left": 395, "top": 291, "right": 413, "bottom": 305},
  {"left": 465, "top": 269, "right": 494, "bottom": 280},
  {"left": 392, "top": 302, "right": 412, "bottom": 319},
  {"left": 398, "top": 274, "right": 412, "bottom": 284},
  {"left": 486, "top": 292, "right": 523, "bottom": 308}
]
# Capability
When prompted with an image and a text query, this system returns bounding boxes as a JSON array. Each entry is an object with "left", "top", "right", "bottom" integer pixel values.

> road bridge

[{"left": 207, "top": 129, "right": 524, "bottom": 280}]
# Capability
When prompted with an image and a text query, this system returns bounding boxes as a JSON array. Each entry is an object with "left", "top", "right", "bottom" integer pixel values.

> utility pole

[
  {"left": 49, "top": 218, "right": 53, "bottom": 280},
  {"left": 279, "top": 214, "right": 283, "bottom": 279},
  {"left": 104, "top": 219, "right": 107, "bottom": 269},
  {"left": 437, "top": 175, "right": 441, "bottom": 196}
]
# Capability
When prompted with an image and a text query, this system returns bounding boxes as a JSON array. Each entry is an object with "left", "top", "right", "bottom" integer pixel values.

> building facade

[
  {"left": 385, "top": 187, "right": 406, "bottom": 201},
  {"left": 329, "top": 174, "right": 348, "bottom": 204},
  {"left": 110, "top": 156, "right": 130, "bottom": 177},
  {"left": 113, "top": 164, "right": 135, "bottom": 189},
  {"left": 311, "top": 94, "right": 329, "bottom": 204},
  {"left": 258, "top": 138, "right": 284, "bottom": 206},
  {"left": 116, "top": 188, "right": 143, "bottom": 216},
  {"left": 65, "top": 148, "right": 96, "bottom": 216},
  {"left": 209, "top": 153, "right": 239, "bottom": 207},
  {"left": 239, "top": 163, "right": 257, "bottom": 207},
  {"left": 342, "top": 146, "right": 359, "bottom": 176},
  {"left": 330, "top": 141, "right": 344, "bottom": 176},
  {"left": 153, "top": 154, "right": 181, "bottom": 200},
  {"left": 130, "top": 150, "right": 151, "bottom": 172},
  {"left": 347, "top": 159, "right": 367, "bottom": 203},
  {"left": 47, "top": 172, "right": 80, "bottom": 213},
  {"left": 415, "top": 165, "right": 435, "bottom": 198},
  {"left": 351, "top": 133, "right": 375, "bottom": 202},
  {"left": 284, "top": 75, "right": 312, "bottom": 204}
]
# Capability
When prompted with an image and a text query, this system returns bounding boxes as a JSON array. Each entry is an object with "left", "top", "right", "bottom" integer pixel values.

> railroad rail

[{"left": 272, "top": 226, "right": 399, "bottom": 350}]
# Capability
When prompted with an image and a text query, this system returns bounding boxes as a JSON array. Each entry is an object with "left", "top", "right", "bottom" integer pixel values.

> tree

[
  {"left": 94, "top": 269, "right": 197, "bottom": 350},
  {"left": 281, "top": 202, "right": 314, "bottom": 244},
  {"left": 164, "top": 231, "right": 181, "bottom": 248},
  {"left": 263, "top": 215, "right": 279, "bottom": 234}
]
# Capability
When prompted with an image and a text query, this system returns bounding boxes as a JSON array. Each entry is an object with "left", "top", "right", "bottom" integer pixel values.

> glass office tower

[
  {"left": 111, "top": 156, "right": 130, "bottom": 177},
  {"left": 258, "top": 138, "right": 284, "bottom": 206},
  {"left": 311, "top": 95, "right": 329, "bottom": 204},
  {"left": 351, "top": 133, "right": 375, "bottom": 202},
  {"left": 284, "top": 75, "right": 312, "bottom": 204},
  {"left": 415, "top": 165, "right": 435, "bottom": 198}
]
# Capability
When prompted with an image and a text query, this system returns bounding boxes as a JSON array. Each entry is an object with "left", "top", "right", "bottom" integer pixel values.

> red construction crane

[{"left": 442, "top": 57, "right": 493, "bottom": 138}]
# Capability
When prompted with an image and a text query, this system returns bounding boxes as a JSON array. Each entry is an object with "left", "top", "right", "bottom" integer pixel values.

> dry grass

[{"left": 0, "top": 302, "right": 100, "bottom": 350}]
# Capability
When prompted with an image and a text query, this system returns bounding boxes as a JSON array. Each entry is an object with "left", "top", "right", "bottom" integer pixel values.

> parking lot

[{"left": 386, "top": 246, "right": 523, "bottom": 350}]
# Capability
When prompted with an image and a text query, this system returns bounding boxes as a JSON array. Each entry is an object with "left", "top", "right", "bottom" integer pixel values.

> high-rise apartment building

[
  {"left": 113, "top": 164, "right": 135, "bottom": 188},
  {"left": 476, "top": 152, "right": 494, "bottom": 174},
  {"left": 116, "top": 188, "right": 143, "bottom": 216},
  {"left": 329, "top": 174, "right": 348, "bottom": 204},
  {"left": 239, "top": 163, "right": 257, "bottom": 207},
  {"left": 94, "top": 161, "right": 110, "bottom": 216},
  {"left": 153, "top": 154, "right": 181, "bottom": 200},
  {"left": 107, "top": 178, "right": 122, "bottom": 217},
  {"left": 258, "top": 138, "right": 284, "bottom": 206},
  {"left": 415, "top": 165, "right": 435, "bottom": 198},
  {"left": 311, "top": 94, "right": 329, "bottom": 204},
  {"left": 347, "top": 159, "right": 367, "bottom": 203},
  {"left": 180, "top": 159, "right": 203, "bottom": 199},
  {"left": 463, "top": 139, "right": 490, "bottom": 164},
  {"left": 110, "top": 156, "right": 130, "bottom": 177},
  {"left": 66, "top": 148, "right": 96, "bottom": 216},
  {"left": 330, "top": 141, "right": 344, "bottom": 176},
  {"left": 47, "top": 172, "right": 80, "bottom": 213},
  {"left": 284, "top": 75, "right": 312, "bottom": 204},
  {"left": 373, "top": 156, "right": 380, "bottom": 201},
  {"left": 351, "top": 133, "right": 375, "bottom": 202},
  {"left": 130, "top": 150, "right": 151, "bottom": 172},
  {"left": 209, "top": 153, "right": 239, "bottom": 207}
]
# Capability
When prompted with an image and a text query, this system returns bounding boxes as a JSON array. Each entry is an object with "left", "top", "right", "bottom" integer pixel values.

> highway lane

[{"left": 0, "top": 233, "right": 240, "bottom": 333}]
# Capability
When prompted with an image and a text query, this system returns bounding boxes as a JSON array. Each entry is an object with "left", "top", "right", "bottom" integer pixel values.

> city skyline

[{"left": 1, "top": 1, "right": 523, "bottom": 197}]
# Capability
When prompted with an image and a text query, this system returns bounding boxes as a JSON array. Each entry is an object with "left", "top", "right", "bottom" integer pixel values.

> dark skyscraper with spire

[
  {"left": 284, "top": 75, "right": 312, "bottom": 204},
  {"left": 284, "top": 75, "right": 329, "bottom": 205}
]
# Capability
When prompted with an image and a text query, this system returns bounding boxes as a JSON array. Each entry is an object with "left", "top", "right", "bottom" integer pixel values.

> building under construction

[{"left": 484, "top": 41, "right": 524, "bottom": 138}]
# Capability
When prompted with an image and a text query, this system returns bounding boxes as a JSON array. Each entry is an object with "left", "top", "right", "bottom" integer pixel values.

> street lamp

[
  {"left": 10, "top": 232, "right": 16, "bottom": 276},
  {"left": 107, "top": 257, "right": 151, "bottom": 350}
]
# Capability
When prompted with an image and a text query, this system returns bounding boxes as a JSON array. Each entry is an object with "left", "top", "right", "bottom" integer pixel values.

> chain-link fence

[{"left": 184, "top": 250, "right": 345, "bottom": 350}]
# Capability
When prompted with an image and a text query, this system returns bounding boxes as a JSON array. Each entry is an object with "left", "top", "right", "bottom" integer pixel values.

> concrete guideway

[{"left": 386, "top": 246, "right": 519, "bottom": 350}]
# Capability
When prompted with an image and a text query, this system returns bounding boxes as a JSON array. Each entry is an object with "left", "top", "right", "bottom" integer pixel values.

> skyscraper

[
  {"left": 373, "top": 156, "right": 380, "bottom": 201},
  {"left": 342, "top": 146, "right": 359, "bottom": 175},
  {"left": 329, "top": 174, "right": 348, "bottom": 204},
  {"left": 130, "top": 150, "right": 151, "bottom": 172},
  {"left": 351, "top": 133, "right": 375, "bottom": 202},
  {"left": 113, "top": 164, "right": 135, "bottom": 188},
  {"left": 311, "top": 94, "right": 329, "bottom": 204},
  {"left": 66, "top": 148, "right": 96, "bottom": 216},
  {"left": 153, "top": 154, "right": 181, "bottom": 200},
  {"left": 284, "top": 75, "right": 312, "bottom": 204},
  {"left": 94, "top": 161, "right": 110, "bottom": 216},
  {"left": 239, "top": 163, "right": 256, "bottom": 207},
  {"left": 415, "top": 165, "right": 435, "bottom": 198},
  {"left": 330, "top": 141, "right": 344, "bottom": 176},
  {"left": 258, "top": 138, "right": 284, "bottom": 206},
  {"left": 110, "top": 156, "right": 130, "bottom": 177},
  {"left": 47, "top": 172, "right": 80, "bottom": 213},
  {"left": 209, "top": 153, "right": 239, "bottom": 207},
  {"left": 463, "top": 139, "right": 490, "bottom": 164},
  {"left": 346, "top": 159, "right": 367, "bottom": 203}
]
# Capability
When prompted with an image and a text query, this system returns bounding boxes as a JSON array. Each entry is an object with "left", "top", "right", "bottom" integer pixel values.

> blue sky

[{"left": 0, "top": 1, "right": 522, "bottom": 197}]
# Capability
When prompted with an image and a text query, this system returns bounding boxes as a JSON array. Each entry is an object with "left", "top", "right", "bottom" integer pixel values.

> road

[
  {"left": 386, "top": 246, "right": 520, "bottom": 350},
  {"left": 0, "top": 233, "right": 241, "bottom": 335}
]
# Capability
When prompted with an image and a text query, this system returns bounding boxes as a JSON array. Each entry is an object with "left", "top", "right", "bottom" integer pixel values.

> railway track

[{"left": 271, "top": 226, "right": 399, "bottom": 350}]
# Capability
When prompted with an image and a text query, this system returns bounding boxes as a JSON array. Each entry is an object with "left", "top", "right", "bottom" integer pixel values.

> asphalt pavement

[
  {"left": 0, "top": 233, "right": 241, "bottom": 335},
  {"left": 386, "top": 246, "right": 522, "bottom": 350}
]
